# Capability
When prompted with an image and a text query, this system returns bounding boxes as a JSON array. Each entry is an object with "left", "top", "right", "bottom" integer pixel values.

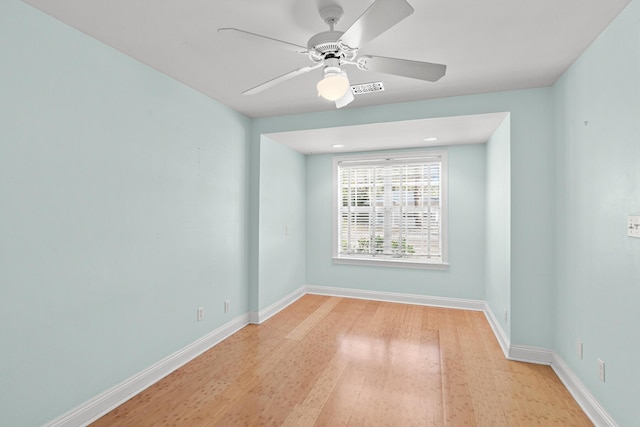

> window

[{"left": 333, "top": 151, "right": 448, "bottom": 269}]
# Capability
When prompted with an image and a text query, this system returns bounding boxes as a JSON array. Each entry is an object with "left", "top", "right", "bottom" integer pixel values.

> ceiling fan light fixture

[
  {"left": 317, "top": 69, "right": 350, "bottom": 101},
  {"left": 225, "top": 0, "right": 447, "bottom": 110}
]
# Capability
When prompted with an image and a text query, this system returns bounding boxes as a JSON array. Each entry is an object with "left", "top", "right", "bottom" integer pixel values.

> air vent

[{"left": 351, "top": 81, "right": 385, "bottom": 95}]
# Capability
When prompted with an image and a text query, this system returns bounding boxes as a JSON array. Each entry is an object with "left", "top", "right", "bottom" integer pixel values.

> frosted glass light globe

[{"left": 317, "top": 74, "right": 350, "bottom": 101}]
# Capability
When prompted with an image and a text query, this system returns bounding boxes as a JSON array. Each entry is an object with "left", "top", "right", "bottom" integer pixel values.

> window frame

[{"left": 332, "top": 150, "right": 449, "bottom": 270}]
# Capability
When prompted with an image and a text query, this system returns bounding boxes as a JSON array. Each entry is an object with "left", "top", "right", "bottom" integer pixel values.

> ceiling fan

[{"left": 219, "top": 0, "right": 446, "bottom": 109}]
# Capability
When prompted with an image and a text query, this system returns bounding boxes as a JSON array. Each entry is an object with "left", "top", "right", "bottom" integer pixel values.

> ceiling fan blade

[
  {"left": 358, "top": 55, "right": 446, "bottom": 82},
  {"left": 335, "top": 87, "right": 355, "bottom": 109},
  {"left": 218, "top": 28, "right": 308, "bottom": 54},
  {"left": 242, "top": 64, "right": 322, "bottom": 95},
  {"left": 339, "top": 0, "right": 414, "bottom": 49}
]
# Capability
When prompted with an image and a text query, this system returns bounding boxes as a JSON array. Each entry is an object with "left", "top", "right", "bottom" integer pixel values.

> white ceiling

[
  {"left": 23, "top": 0, "right": 630, "bottom": 119},
  {"left": 266, "top": 112, "right": 509, "bottom": 154}
]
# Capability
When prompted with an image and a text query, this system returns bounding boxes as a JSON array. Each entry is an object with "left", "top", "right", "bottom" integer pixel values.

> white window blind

[{"left": 334, "top": 151, "right": 447, "bottom": 267}]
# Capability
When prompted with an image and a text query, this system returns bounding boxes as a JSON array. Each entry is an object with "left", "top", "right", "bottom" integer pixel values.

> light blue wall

[
  {"left": 552, "top": 1, "right": 640, "bottom": 424},
  {"left": 305, "top": 145, "right": 487, "bottom": 298},
  {"left": 0, "top": 1, "right": 251, "bottom": 425},
  {"left": 9, "top": 0, "right": 624, "bottom": 423},
  {"left": 253, "top": 88, "right": 555, "bottom": 348},
  {"left": 485, "top": 116, "right": 512, "bottom": 338},
  {"left": 258, "top": 137, "right": 306, "bottom": 308}
]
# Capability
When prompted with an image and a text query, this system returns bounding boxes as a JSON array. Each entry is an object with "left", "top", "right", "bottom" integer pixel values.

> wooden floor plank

[
  {"left": 282, "top": 404, "right": 321, "bottom": 427},
  {"left": 285, "top": 296, "right": 342, "bottom": 340},
  {"left": 91, "top": 296, "right": 593, "bottom": 426}
]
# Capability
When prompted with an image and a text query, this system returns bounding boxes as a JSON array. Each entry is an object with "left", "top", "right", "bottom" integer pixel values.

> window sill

[{"left": 332, "top": 257, "right": 449, "bottom": 270}]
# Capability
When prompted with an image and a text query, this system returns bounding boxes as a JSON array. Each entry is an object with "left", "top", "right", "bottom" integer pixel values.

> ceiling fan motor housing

[
  {"left": 307, "top": 31, "right": 344, "bottom": 56},
  {"left": 307, "top": 30, "right": 358, "bottom": 63}
]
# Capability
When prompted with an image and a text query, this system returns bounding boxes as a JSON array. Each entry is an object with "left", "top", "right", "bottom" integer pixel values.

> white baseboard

[
  {"left": 44, "top": 313, "right": 250, "bottom": 427},
  {"left": 508, "top": 345, "right": 554, "bottom": 365},
  {"left": 481, "top": 305, "right": 616, "bottom": 427},
  {"left": 247, "top": 311, "right": 259, "bottom": 324},
  {"left": 551, "top": 353, "right": 618, "bottom": 427},
  {"left": 45, "top": 288, "right": 617, "bottom": 427},
  {"left": 503, "top": 347, "right": 617, "bottom": 426},
  {"left": 482, "top": 304, "right": 553, "bottom": 365},
  {"left": 252, "top": 286, "right": 306, "bottom": 324},
  {"left": 305, "top": 285, "right": 486, "bottom": 311},
  {"left": 482, "top": 302, "right": 510, "bottom": 358}
]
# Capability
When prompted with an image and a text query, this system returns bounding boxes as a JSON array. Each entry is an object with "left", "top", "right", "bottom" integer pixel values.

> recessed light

[
  {"left": 332, "top": 144, "right": 345, "bottom": 148},
  {"left": 424, "top": 137, "right": 439, "bottom": 142}
]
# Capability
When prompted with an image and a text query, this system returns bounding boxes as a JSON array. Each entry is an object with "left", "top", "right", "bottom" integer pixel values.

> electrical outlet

[
  {"left": 224, "top": 300, "right": 230, "bottom": 313},
  {"left": 504, "top": 309, "right": 508, "bottom": 323},
  {"left": 598, "top": 359, "right": 606, "bottom": 382},
  {"left": 197, "top": 307, "right": 205, "bottom": 322},
  {"left": 628, "top": 215, "right": 640, "bottom": 238},
  {"left": 576, "top": 341, "right": 583, "bottom": 359}
]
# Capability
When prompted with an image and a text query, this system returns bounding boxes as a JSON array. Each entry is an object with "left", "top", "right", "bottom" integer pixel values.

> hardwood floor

[{"left": 91, "top": 295, "right": 592, "bottom": 426}]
